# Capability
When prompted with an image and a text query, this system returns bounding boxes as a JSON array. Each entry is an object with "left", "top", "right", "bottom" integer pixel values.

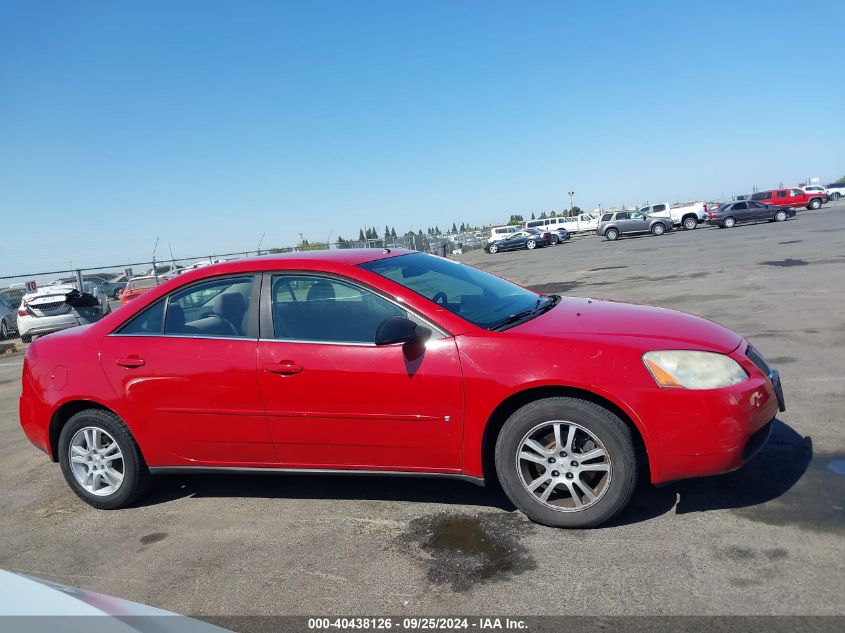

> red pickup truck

[{"left": 750, "top": 188, "right": 827, "bottom": 210}]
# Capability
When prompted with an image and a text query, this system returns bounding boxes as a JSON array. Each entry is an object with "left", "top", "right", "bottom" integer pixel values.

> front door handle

[
  {"left": 264, "top": 361, "right": 304, "bottom": 375},
  {"left": 115, "top": 357, "right": 145, "bottom": 368}
]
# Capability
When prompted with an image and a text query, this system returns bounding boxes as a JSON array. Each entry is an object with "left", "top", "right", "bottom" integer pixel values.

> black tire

[
  {"left": 58, "top": 409, "right": 151, "bottom": 510},
  {"left": 651, "top": 223, "right": 665, "bottom": 236},
  {"left": 112, "top": 290, "right": 121, "bottom": 300},
  {"left": 605, "top": 228, "right": 619, "bottom": 241},
  {"left": 723, "top": 216, "right": 736, "bottom": 228},
  {"left": 494, "top": 397, "right": 637, "bottom": 528},
  {"left": 832, "top": 193, "right": 841, "bottom": 201},
  {"left": 526, "top": 239, "right": 536, "bottom": 250},
  {"left": 21, "top": 333, "right": 32, "bottom": 343},
  {"left": 0, "top": 320, "right": 8, "bottom": 340},
  {"left": 774, "top": 210, "right": 788, "bottom": 222},
  {"left": 488, "top": 243, "right": 499, "bottom": 254},
  {"left": 550, "top": 234, "right": 559, "bottom": 245},
  {"left": 682, "top": 216, "right": 698, "bottom": 230},
  {"left": 808, "top": 198, "right": 822, "bottom": 210}
]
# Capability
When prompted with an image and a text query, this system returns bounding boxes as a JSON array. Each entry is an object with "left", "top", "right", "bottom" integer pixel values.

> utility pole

[
  {"left": 152, "top": 237, "right": 160, "bottom": 284},
  {"left": 568, "top": 191, "right": 575, "bottom": 214}
]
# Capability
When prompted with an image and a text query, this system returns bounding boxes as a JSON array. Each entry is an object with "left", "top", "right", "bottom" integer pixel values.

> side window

[
  {"left": 617, "top": 212, "right": 630, "bottom": 220},
  {"left": 777, "top": 191, "right": 788, "bottom": 198},
  {"left": 790, "top": 189, "right": 803, "bottom": 196},
  {"left": 117, "top": 299, "right": 165, "bottom": 335},
  {"left": 652, "top": 204, "right": 666, "bottom": 212},
  {"left": 734, "top": 202, "right": 747, "bottom": 210},
  {"left": 165, "top": 276, "right": 254, "bottom": 337},
  {"left": 601, "top": 213, "right": 612, "bottom": 222},
  {"left": 270, "top": 275, "right": 409, "bottom": 344}
]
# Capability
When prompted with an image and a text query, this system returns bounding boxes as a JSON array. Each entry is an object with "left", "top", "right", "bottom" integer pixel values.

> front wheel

[
  {"left": 651, "top": 223, "right": 665, "bottom": 236},
  {"left": 58, "top": 409, "right": 151, "bottom": 509},
  {"left": 488, "top": 243, "right": 499, "bottom": 254},
  {"left": 494, "top": 397, "right": 637, "bottom": 528},
  {"left": 832, "top": 192, "right": 841, "bottom": 201},
  {"left": 682, "top": 216, "right": 698, "bottom": 230},
  {"left": 549, "top": 234, "right": 559, "bottom": 245},
  {"left": 774, "top": 210, "right": 788, "bottom": 222},
  {"left": 526, "top": 239, "right": 536, "bottom": 250},
  {"left": 723, "top": 216, "right": 736, "bottom": 228},
  {"left": 605, "top": 228, "right": 619, "bottom": 241}
]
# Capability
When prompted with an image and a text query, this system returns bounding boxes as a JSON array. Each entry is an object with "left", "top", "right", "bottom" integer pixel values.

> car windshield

[{"left": 359, "top": 252, "right": 548, "bottom": 329}]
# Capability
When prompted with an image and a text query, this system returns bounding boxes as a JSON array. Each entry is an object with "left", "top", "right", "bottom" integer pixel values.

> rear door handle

[
  {"left": 264, "top": 361, "right": 304, "bottom": 375},
  {"left": 115, "top": 357, "right": 145, "bottom": 368}
]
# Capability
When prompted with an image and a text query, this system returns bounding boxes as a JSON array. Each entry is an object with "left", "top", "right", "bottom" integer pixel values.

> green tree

[
  {"left": 570, "top": 206, "right": 582, "bottom": 216},
  {"left": 531, "top": 212, "right": 536, "bottom": 219},
  {"left": 835, "top": 174, "right": 845, "bottom": 184},
  {"left": 549, "top": 210, "right": 557, "bottom": 217},
  {"left": 508, "top": 214, "right": 524, "bottom": 225},
  {"left": 451, "top": 222, "right": 458, "bottom": 233}
]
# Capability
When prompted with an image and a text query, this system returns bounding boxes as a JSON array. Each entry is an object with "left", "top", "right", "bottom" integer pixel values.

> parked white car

[
  {"left": 526, "top": 213, "right": 598, "bottom": 234},
  {"left": 487, "top": 225, "right": 521, "bottom": 242},
  {"left": 17, "top": 282, "right": 109, "bottom": 343},
  {"left": 638, "top": 202, "right": 707, "bottom": 230},
  {"left": 824, "top": 182, "right": 844, "bottom": 201},
  {"left": 801, "top": 185, "right": 828, "bottom": 197}
]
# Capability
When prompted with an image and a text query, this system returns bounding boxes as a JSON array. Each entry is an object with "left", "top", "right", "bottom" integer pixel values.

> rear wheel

[
  {"left": 682, "top": 216, "right": 698, "bottom": 230},
  {"left": 526, "top": 239, "right": 537, "bottom": 250},
  {"left": 808, "top": 198, "right": 822, "bottom": 210},
  {"left": 549, "top": 234, "right": 559, "bottom": 245},
  {"left": 832, "top": 192, "right": 841, "bottom": 201},
  {"left": 494, "top": 397, "right": 637, "bottom": 528},
  {"left": 774, "top": 210, "right": 788, "bottom": 222},
  {"left": 58, "top": 409, "right": 151, "bottom": 509},
  {"left": 651, "top": 223, "right": 665, "bottom": 236},
  {"left": 723, "top": 216, "right": 736, "bottom": 228},
  {"left": 605, "top": 228, "right": 619, "bottom": 241},
  {"left": 0, "top": 320, "right": 8, "bottom": 340}
]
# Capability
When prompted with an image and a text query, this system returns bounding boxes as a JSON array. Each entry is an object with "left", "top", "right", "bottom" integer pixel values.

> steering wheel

[{"left": 432, "top": 292, "right": 448, "bottom": 306}]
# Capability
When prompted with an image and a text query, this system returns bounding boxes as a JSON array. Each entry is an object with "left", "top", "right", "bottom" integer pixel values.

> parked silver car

[
  {"left": 596, "top": 211, "right": 673, "bottom": 241},
  {"left": 0, "top": 295, "right": 19, "bottom": 340}
]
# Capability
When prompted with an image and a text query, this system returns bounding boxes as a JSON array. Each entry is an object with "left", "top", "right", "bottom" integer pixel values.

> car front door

[
  {"left": 628, "top": 212, "right": 649, "bottom": 232},
  {"left": 99, "top": 275, "right": 277, "bottom": 466},
  {"left": 730, "top": 201, "right": 750, "bottom": 222},
  {"left": 257, "top": 273, "right": 465, "bottom": 472},
  {"left": 746, "top": 201, "right": 769, "bottom": 220}
]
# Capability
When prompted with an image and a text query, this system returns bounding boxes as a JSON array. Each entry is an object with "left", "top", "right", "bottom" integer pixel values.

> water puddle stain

[
  {"left": 760, "top": 259, "right": 809, "bottom": 267},
  {"left": 398, "top": 513, "right": 536, "bottom": 591},
  {"left": 828, "top": 459, "right": 845, "bottom": 476}
]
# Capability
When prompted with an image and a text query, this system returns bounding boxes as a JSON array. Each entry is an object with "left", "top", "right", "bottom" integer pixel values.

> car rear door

[
  {"left": 256, "top": 273, "right": 464, "bottom": 472},
  {"left": 99, "top": 274, "right": 277, "bottom": 466}
]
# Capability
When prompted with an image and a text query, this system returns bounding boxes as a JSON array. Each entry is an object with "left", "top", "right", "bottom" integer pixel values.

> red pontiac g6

[{"left": 18, "top": 250, "right": 785, "bottom": 527}]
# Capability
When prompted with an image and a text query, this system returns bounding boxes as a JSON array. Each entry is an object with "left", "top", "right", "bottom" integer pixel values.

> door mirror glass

[{"left": 375, "top": 316, "right": 432, "bottom": 346}]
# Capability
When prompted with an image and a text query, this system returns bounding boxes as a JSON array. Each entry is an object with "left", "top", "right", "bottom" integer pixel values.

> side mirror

[{"left": 375, "top": 316, "right": 432, "bottom": 346}]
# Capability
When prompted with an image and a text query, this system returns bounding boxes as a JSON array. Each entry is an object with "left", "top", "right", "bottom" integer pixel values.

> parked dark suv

[{"left": 596, "top": 211, "right": 673, "bottom": 241}]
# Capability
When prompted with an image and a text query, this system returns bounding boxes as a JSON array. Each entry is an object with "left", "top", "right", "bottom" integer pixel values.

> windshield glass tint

[{"left": 359, "top": 252, "right": 539, "bottom": 329}]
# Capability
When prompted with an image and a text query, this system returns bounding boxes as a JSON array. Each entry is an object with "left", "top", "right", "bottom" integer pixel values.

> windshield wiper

[{"left": 488, "top": 294, "right": 560, "bottom": 331}]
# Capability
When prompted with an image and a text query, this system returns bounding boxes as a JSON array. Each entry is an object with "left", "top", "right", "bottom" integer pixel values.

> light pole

[{"left": 568, "top": 191, "right": 575, "bottom": 215}]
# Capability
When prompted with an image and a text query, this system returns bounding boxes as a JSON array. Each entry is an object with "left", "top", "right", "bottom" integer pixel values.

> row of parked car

[{"left": 482, "top": 186, "right": 836, "bottom": 251}]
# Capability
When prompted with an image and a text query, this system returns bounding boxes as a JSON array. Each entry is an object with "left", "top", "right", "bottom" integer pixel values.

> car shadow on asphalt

[
  {"left": 605, "top": 419, "right": 815, "bottom": 528},
  {"left": 142, "top": 471, "right": 519, "bottom": 511},
  {"left": 137, "top": 420, "right": 819, "bottom": 529}
]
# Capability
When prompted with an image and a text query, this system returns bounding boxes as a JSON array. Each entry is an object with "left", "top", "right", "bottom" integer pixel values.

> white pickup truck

[
  {"left": 637, "top": 202, "right": 708, "bottom": 230},
  {"left": 525, "top": 213, "right": 599, "bottom": 234}
]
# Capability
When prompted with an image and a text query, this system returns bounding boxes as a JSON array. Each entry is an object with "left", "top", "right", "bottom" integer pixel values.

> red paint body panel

[{"left": 18, "top": 249, "right": 779, "bottom": 487}]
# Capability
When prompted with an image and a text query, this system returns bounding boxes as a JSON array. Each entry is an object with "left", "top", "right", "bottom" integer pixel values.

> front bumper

[{"left": 613, "top": 348, "right": 782, "bottom": 484}]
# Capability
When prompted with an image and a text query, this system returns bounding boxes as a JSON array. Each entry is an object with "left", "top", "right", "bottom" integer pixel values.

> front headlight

[{"left": 642, "top": 350, "right": 748, "bottom": 389}]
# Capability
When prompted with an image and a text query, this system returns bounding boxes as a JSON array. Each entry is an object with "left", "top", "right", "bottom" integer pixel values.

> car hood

[{"left": 510, "top": 297, "right": 742, "bottom": 353}]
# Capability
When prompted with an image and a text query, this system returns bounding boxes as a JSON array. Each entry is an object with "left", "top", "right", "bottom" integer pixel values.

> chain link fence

[{"left": 0, "top": 233, "right": 487, "bottom": 347}]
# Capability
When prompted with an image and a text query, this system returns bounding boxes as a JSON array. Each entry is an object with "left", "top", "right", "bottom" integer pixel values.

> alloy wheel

[
  {"left": 68, "top": 426, "right": 125, "bottom": 496},
  {"left": 516, "top": 420, "right": 612, "bottom": 512}
]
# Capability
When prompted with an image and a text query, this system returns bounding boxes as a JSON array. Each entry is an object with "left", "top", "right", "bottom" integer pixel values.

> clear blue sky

[{"left": 2, "top": 0, "right": 843, "bottom": 275}]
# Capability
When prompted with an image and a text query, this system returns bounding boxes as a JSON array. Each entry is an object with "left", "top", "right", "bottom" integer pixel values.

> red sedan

[
  {"left": 119, "top": 276, "right": 158, "bottom": 305},
  {"left": 18, "top": 249, "right": 784, "bottom": 527}
]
